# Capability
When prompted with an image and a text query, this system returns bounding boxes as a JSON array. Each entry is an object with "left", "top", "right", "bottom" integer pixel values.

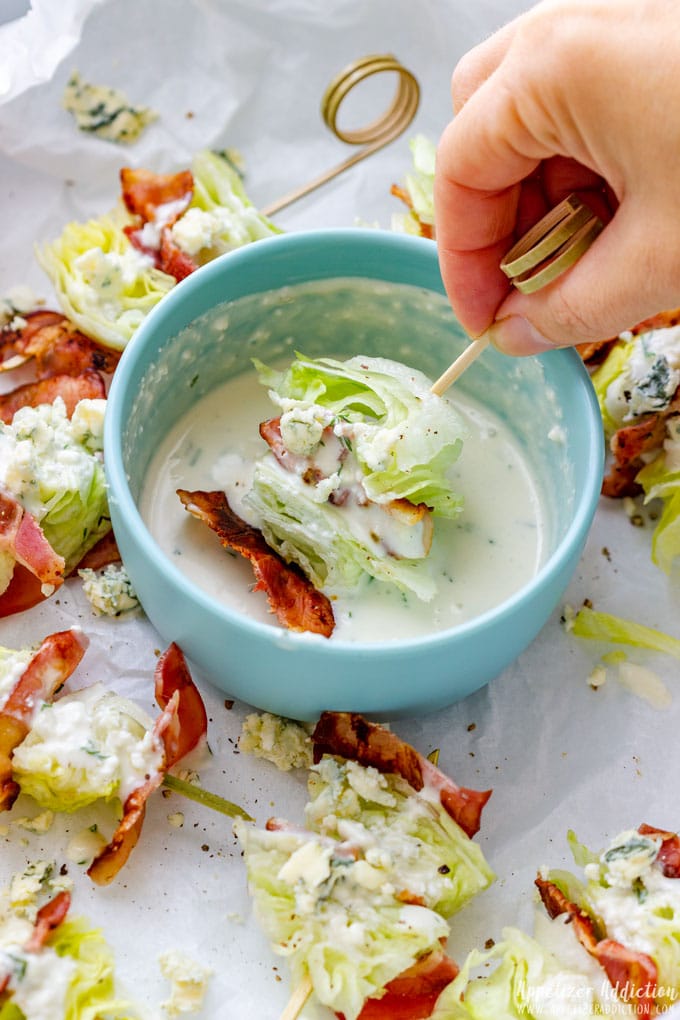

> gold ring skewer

[
  {"left": 261, "top": 54, "right": 420, "bottom": 217},
  {"left": 431, "top": 194, "right": 604, "bottom": 393}
]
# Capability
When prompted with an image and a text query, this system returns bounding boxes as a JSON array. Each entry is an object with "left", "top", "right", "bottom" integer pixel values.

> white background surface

[{"left": 2, "top": 1, "right": 680, "bottom": 1016}]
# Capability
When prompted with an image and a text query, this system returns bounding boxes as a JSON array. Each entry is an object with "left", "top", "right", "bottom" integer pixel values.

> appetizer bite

[
  {"left": 2, "top": 637, "right": 208, "bottom": 886},
  {"left": 589, "top": 311, "right": 680, "bottom": 572},
  {"left": 433, "top": 824, "right": 680, "bottom": 1019},
  {"left": 37, "top": 150, "right": 280, "bottom": 351},
  {"left": 0, "top": 396, "right": 110, "bottom": 617},
  {"left": 179, "top": 353, "right": 467, "bottom": 635},
  {"left": 0, "top": 883, "right": 138, "bottom": 1019},
  {"left": 235, "top": 712, "right": 493, "bottom": 1020}
]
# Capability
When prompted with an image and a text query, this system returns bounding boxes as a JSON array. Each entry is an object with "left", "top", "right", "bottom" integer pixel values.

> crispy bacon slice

[
  {"left": 575, "top": 339, "right": 616, "bottom": 365},
  {"left": 120, "top": 166, "right": 198, "bottom": 281},
  {"left": 0, "top": 491, "right": 65, "bottom": 596},
  {"left": 88, "top": 643, "right": 208, "bottom": 885},
  {"left": 24, "top": 890, "right": 71, "bottom": 953},
  {"left": 0, "top": 370, "right": 105, "bottom": 423},
  {"left": 0, "top": 530, "right": 117, "bottom": 620},
  {"left": 74, "top": 530, "right": 120, "bottom": 572},
  {"left": 0, "top": 564, "right": 46, "bottom": 617},
  {"left": 312, "top": 712, "right": 491, "bottom": 838},
  {"left": 1, "top": 310, "right": 119, "bottom": 378},
  {"left": 153, "top": 642, "right": 208, "bottom": 768},
  {"left": 0, "top": 890, "right": 72, "bottom": 992},
  {"left": 535, "top": 877, "right": 658, "bottom": 1017},
  {"left": 639, "top": 823, "right": 680, "bottom": 878},
  {"left": 0, "top": 628, "right": 88, "bottom": 810},
  {"left": 157, "top": 229, "right": 197, "bottom": 281},
  {"left": 120, "top": 166, "right": 193, "bottom": 223},
  {"left": 337, "top": 949, "right": 459, "bottom": 1020},
  {"left": 177, "top": 488, "right": 335, "bottom": 637}
]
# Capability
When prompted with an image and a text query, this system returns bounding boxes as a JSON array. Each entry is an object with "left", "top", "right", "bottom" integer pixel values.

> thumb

[{"left": 490, "top": 203, "right": 680, "bottom": 354}]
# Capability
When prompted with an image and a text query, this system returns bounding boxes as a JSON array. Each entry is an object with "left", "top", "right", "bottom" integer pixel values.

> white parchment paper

[{"left": 2, "top": 1, "right": 680, "bottom": 1016}]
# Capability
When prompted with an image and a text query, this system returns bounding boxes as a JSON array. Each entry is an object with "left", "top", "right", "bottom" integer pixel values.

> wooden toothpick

[
  {"left": 280, "top": 973, "right": 313, "bottom": 1020},
  {"left": 430, "top": 334, "right": 491, "bottom": 397}
]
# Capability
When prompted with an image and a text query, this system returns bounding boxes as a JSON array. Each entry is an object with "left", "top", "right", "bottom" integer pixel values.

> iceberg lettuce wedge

[
  {"left": 430, "top": 923, "right": 618, "bottom": 1019},
  {"left": 11, "top": 684, "right": 161, "bottom": 813},
  {"left": 36, "top": 213, "right": 175, "bottom": 350},
  {"left": 305, "top": 756, "right": 494, "bottom": 918},
  {"left": 234, "top": 819, "right": 449, "bottom": 1020}
]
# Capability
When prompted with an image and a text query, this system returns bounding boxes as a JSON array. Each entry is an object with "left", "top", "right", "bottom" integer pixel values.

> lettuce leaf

[
  {"left": 637, "top": 444, "right": 680, "bottom": 572},
  {"left": 568, "top": 606, "right": 680, "bottom": 659},
  {"left": 305, "top": 756, "right": 494, "bottom": 918},
  {"left": 589, "top": 340, "right": 635, "bottom": 436},
  {"left": 52, "top": 918, "right": 139, "bottom": 1020},
  {"left": 430, "top": 925, "right": 602, "bottom": 1019},
  {"left": 247, "top": 456, "right": 438, "bottom": 599},
  {"left": 256, "top": 354, "right": 465, "bottom": 515},
  {"left": 233, "top": 819, "right": 448, "bottom": 1020},
  {"left": 391, "top": 135, "right": 436, "bottom": 236},
  {"left": 36, "top": 212, "right": 175, "bottom": 350}
]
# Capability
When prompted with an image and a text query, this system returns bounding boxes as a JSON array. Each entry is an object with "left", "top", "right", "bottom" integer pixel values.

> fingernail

[{"left": 486, "top": 316, "right": 556, "bottom": 356}]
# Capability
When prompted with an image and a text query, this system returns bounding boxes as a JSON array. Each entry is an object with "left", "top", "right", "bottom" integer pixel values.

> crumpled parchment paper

[{"left": 2, "top": 1, "right": 680, "bottom": 1016}]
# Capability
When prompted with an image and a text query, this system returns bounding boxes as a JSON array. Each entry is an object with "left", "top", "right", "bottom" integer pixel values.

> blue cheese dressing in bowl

[{"left": 139, "top": 366, "right": 545, "bottom": 642}]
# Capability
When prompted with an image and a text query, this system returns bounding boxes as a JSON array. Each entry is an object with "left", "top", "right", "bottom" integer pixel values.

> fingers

[
  {"left": 434, "top": 74, "right": 550, "bottom": 336},
  {"left": 451, "top": 18, "right": 519, "bottom": 113}
]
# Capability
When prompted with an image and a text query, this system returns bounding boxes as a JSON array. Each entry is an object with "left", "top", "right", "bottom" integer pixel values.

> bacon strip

[
  {"left": 153, "top": 642, "right": 208, "bottom": 768},
  {"left": 602, "top": 413, "right": 669, "bottom": 498},
  {"left": 24, "top": 890, "right": 71, "bottom": 953},
  {"left": 0, "top": 371, "right": 105, "bottom": 424},
  {"left": 0, "top": 530, "right": 117, "bottom": 620},
  {"left": 0, "top": 628, "right": 88, "bottom": 810},
  {"left": 158, "top": 230, "right": 197, "bottom": 281},
  {"left": 1, "top": 310, "right": 119, "bottom": 377},
  {"left": 87, "top": 643, "right": 208, "bottom": 885},
  {"left": 337, "top": 949, "right": 459, "bottom": 1020},
  {"left": 120, "top": 166, "right": 193, "bottom": 223},
  {"left": 576, "top": 339, "right": 617, "bottom": 365},
  {"left": 0, "top": 491, "right": 65, "bottom": 595},
  {"left": 0, "top": 564, "right": 47, "bottom": 618},
  {"left": 121, "top": 166, "right": 198, "bottom": 281},
  {"left": 74, "top": 530, "right": 120, "bottom": 572},
  {"left": 639, "top": 823, "right": 680, "bottom": 878},
  {"left": 177, "top": 488, "right": 335, "bottom": 637},
  {"left": 535, "top": 877, "right": 658, "bottom": 1017},
  {"left": 312, "top": 712, "right": 491, "bottom": 838}
]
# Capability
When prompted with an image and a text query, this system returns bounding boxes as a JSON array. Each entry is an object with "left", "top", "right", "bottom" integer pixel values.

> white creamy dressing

[
  {"left": 0, "top": 649, "right": 32, "bottom": 712},
  {"left": 140, "top": 368, "right": 546, "bottom": 642}
]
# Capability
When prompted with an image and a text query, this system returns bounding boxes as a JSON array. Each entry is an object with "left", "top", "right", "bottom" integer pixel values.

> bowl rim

[{"left": 105, "top": 227, "right": 604, "bottom": 654}]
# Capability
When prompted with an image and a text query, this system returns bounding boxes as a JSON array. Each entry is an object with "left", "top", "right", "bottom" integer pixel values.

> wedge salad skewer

[{"left": 236, "top": 712, "right": 494, "bottom": 1020}]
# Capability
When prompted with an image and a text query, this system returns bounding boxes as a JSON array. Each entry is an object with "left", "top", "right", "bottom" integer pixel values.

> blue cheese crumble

[
  {"left": 78, "top": 563, "right": 140, "bottom": 617},
  {"left": 62, "top": 71, "right": 158, "bottom": 144},
  {"left": 239, "top": 712, "right": 313, "bottom": 771}
]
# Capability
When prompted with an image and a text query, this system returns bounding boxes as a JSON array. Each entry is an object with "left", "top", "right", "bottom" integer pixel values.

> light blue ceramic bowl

[{"left": 105, "top": 229, "right": 603, "bottom": 720}]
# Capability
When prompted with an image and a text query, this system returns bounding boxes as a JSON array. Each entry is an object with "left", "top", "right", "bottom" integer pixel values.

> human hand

[{"left": 434, "top": 0, "right": 680, "bottom": 354}]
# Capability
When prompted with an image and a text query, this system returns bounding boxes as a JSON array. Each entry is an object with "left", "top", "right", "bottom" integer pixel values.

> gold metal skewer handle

[
  {"left": 261, "top": 54, "right": 420, "bottom": 217},
  {"left": 500, "top": 193, "right": 603, "bottom": 293},
  {"left": 431, "top": 194, "right": 605, "bottom": 393}
]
